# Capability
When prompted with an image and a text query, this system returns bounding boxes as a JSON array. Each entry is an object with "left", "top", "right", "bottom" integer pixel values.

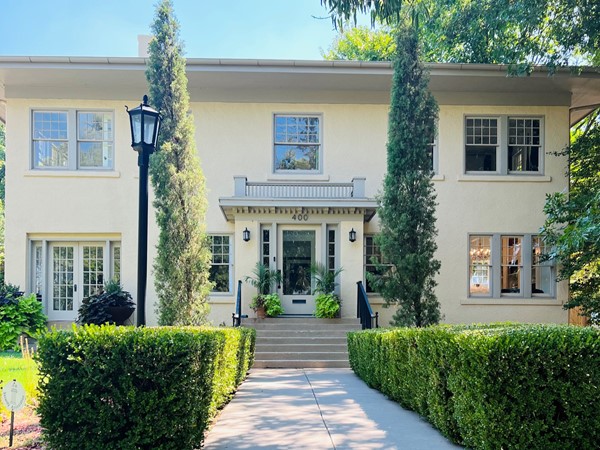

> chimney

[{"left": 138, "top": 35, "right": 152, "bottom": 58}]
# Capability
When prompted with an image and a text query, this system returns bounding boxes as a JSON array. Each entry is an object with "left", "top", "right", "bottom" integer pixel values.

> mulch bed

[{"left": 0, "top": 407, "right": 44, "bottom": 449}]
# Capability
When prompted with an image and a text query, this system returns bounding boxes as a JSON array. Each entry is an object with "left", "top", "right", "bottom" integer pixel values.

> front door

[
  {"left": 47, "top": 243, "right": 105, "bottom": 321},
  {"left": 277, "top": 227, "right": 320, "bottom": 315}
]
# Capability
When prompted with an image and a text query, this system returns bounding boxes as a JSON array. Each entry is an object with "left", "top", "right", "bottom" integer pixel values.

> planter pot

[
  {"left": 108, "top": 306, "right": 135, "bottom": 325},
  {"left": 255, "top": 305, "right": 266, "bottom": 319}
]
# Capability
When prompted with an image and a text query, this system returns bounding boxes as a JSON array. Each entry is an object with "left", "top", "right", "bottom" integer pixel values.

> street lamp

[{"left": 126, "top": 95, "right": 161, "bottom": 326}]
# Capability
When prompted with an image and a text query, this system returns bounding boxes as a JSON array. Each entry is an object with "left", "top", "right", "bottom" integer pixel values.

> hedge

[
  {"left": 36, "top": 325, "right": 255, "bottom": 450},
  {"left": 348, "top": 324, "right": 600, "bottom": 449}
]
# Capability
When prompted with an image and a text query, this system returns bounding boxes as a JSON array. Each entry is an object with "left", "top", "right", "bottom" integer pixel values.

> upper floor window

[
  {"left": 465, "top": 116, "right": 543, "bottom": 174},
  {"left": 32, "top": 110, "right": 114, "bottom": 170},
  {"left": 209, "top": 235, "right": 232, "bottom": 294},
  {"left": 469, "top": 233, "right": 554, "bottom": 298},
  {"left": 274, "top": 115, "right": 321, "bottom": 173}
]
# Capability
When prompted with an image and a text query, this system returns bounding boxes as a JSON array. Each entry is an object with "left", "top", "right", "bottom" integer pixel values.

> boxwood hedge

[
  {"left": 348, "top": 324, "right": 600, "bottom": 449},
  {"left": 36, "top": 325, "right": 255, "bottom": 450}
]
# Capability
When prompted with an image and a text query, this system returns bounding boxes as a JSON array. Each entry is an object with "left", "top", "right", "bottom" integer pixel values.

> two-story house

[{"left": 1, "top": 55, "right": 599, "bottom": 327}]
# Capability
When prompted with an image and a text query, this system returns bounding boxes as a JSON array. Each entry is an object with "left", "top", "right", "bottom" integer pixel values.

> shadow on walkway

[{"left": 203, "top": 368, "right": 463, "bottom": 450}]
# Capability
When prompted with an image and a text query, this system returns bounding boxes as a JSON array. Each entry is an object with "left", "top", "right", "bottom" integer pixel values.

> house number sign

[
  {"left": 291, "top": 214, "right": 309, "bottom": 221},
  {"left": 2, "top": 380, "right": 25, "bottom": 412}
]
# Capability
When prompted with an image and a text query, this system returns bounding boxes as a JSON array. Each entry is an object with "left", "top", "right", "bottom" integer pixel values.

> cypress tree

[
  {"left": 374, "top": 26, "right": 441, "bottom": 327},
  {"left": 146, "top": 0, "right": 212, "bottom": 325}
]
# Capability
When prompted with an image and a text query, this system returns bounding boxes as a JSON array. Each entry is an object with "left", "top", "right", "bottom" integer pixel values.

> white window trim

[
  {"left": 272, "top": 113, "right": 323, "bottom": 175},
  {"left": 209, "top": 234, "right": 234, "bottom": 295},
  {"left": 464, "top": 115, "right": 544, "bottom": 176},
  {"left": 467, "top": 233, "right": 555, "bottom": 300},
  {"left": 31, "top": 108, "right": 115, "bottom": 171}
]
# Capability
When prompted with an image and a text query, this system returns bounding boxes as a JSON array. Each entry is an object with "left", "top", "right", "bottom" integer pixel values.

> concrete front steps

[{"left": 245, "top": 317, "right": 362, "bottom": 369}]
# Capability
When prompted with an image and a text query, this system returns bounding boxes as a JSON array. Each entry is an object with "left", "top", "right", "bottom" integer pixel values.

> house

[{"left": 1, "top": 54, "right": 599, "bottom": 327}]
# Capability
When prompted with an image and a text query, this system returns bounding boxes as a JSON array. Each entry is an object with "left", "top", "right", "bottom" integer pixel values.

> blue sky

[{"left": 0, "top": 0, "right": 370, "bottom": 59}]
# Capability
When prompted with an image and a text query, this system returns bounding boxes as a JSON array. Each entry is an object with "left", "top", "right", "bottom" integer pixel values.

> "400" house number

[{"left": 292, "top": 214, "right": 309, "bottom": 221}]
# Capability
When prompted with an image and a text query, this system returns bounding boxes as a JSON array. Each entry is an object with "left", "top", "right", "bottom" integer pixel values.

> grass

[{"left": 0, "top": 351, "right": 39, "bottom": 420}]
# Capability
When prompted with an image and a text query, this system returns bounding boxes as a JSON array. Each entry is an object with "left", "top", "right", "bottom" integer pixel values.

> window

[
  {"left": 327, "top": 227, "right": 336, "bottom": 273},
  {"left": 209, "top": 235, "right": 232, "bottom": 293},
  {"left": 465, "top": 116, "right": 543, "bottom": 174},
  {"left": 261, "top": 227, "right": 271, "bottom": 267},
  {"left": 427, "top": 123, "right": 438, "bottom": 173},
  {"left": 364, "top": 235, "right": 391, "bottom": 293},
  {"left": 468, "top": 234, "right": 554, "bottom": 298},
  {"left": 274, "top": 115, "right": 320, "bottom": 172},
  {"left": 32, "top": 110, "right": 114, "bottom": 170}
]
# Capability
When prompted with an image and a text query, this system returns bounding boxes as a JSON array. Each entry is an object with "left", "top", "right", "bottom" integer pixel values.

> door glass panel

[
  {"left": 52, "top": 246, "right": 74, "bottom": 311},
  {"left": 282, "top": 230, "right": 315, "bottom": 295},
  {"left": 82, "top": 245, "right": 104, "bottom": 298}
]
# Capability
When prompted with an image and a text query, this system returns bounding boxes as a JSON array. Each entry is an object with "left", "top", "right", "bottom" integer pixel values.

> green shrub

[
  {"left": 77, "top": 279, "right": 135, "bottom": 325},
  {"left": 348, "top": 324, "right": 600, "bottom": 449},
  {"left": 314, "top": 293, "right": 340, "bottom": 318},
  {"left": 263, "top": 293, "right": 284, "bottom": 317},
  {"left": 0, "top": 286, "right": 47, "bottom": 351},
  {"left": 36, "top": 325, "right": 255, "bottom": 450}
]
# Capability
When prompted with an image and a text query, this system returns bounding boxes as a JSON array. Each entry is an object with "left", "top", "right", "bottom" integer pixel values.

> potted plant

[
  {"left": 245, "top": 263, "right": 283, "bottom": 318},
  {"left": 311, "top": 263, "right": 343, "bottom": 319},
  {"left": 77, "top": 279, "right": 135, "bottom": 325}
]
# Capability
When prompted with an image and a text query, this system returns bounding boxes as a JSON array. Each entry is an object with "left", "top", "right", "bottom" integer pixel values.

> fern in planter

[{"left": 77, "top": 279, "right": 135, "bottom": 325}]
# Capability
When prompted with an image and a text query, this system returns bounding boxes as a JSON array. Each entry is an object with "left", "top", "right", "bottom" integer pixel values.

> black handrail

[
  {"left": 232, "top": 280, "right": 247, "bottom": 327},
  {"left": 357, "top": 281, "right": 379, "bottom": 330}
]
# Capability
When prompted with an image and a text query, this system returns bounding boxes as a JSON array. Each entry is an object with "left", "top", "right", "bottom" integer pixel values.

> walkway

[{"left": 203, "top": 369, "right": 462, "bottom": 450}]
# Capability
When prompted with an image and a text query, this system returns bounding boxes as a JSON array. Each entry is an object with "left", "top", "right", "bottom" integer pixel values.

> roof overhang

[
  {"left": 0, "top": 56, "right": 599, "bottom": 125},
  {"left": 218, "top": 197, "right": 378, "bottom": 222}
]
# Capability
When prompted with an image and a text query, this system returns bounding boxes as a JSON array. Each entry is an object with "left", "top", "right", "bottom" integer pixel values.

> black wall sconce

[
  {"left": 349, "top": 228, "right": 357, "bottom": 243},
  {"left": 243, "top": 227, "right": 251, "bottom": 242}
]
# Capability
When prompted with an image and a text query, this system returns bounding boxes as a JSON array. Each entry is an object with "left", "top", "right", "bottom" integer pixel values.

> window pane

[
  {"left": 469, "top": 236, "right": 491, "bottom": 295},
  {"left": 501, "top": 236, "right": 522, "bottom": 294},
  {"left": 532, "top": 237, "right": 552, "bottom": 295},
  {"left": 466, "top": 146, "right": 497, "bottom": 171},
  {"left": 275, "top": 145, "right": 319, "bottom": 171},
  {"left": 34, "top": 141, "right": 69, "bottom": 168}
]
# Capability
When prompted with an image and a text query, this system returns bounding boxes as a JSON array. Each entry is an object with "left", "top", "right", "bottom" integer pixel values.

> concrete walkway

[{"left": 203, "top": 369, "right": 463, "bottom": 449}]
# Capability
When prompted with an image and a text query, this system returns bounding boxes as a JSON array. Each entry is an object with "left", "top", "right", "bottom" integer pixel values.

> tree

[
  {"left": 0, "top": 122, "right": 5, "bottom": 285},
  {"left": 541, "top": 110, "right": 600, "bottom": 324},
  {"left": 322, "top": 26, "right": 396, "bottom": 61},
  {"left": 372, "top": 26, "right": 441, "bottom": 327},
  {"left": 146, "top": 0, "right": 212, "bottom": 325},
  {"left": 321, "top": 0, "right": 600, "bottom": 68}
]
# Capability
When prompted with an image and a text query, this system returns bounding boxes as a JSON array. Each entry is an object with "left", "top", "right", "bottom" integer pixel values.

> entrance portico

[{"left": 219, "top": 177, "right": 377, "bottom": 318}]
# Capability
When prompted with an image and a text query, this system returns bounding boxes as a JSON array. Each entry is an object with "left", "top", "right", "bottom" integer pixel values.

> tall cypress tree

[
  {"left": 374, "top": 26, "right": 441, "bottom": 327},
  {"left": 146, "top": 0, "right": 212, "bottom": 325}
]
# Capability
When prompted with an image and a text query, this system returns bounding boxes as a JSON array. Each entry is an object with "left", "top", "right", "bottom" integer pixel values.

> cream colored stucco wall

[{"left": 5, "top": 98, "right": 569, "bottom": 327}]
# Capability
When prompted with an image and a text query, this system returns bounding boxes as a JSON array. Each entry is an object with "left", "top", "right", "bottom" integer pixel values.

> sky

[{"left": 0, "top": 0, "right": 370, "bottom": 60}]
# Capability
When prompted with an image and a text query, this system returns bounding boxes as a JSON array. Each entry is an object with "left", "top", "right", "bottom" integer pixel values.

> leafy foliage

[
  {"left": 322, "top": 26, "right": 396, "bottom": 61},
  {"left": 244, "top": 262, "right": 281, "bottom": 296},
  {"left": 0, "top": 123, "right": 5, "bottom": 285},
  {"left": 541, "top": 111, "right": 600, "bottom": 323},
  {"left": 77, "top": 279, "right": 135, "bottom": 325},
  {"left": 310, "top": 262, "right": 343, "bottom": 295},
  {"left": 314, "top": 294, "right": 340, "bottom": 318},
  {"left": 349, "top": 324, "right": 600, "bottom": 448},
  {"left": 146, "top": 0, "right": 213, "bottom": 325},
  {"left": 0, "top": 285, "right": 47, "bottom": 351},
  {"left": 373, "top": 27, "right": 441, "bottom": 327},
  {"left": 36, "top": 324, "right": 255, "bottom": 450},
  {"left": 321, "top": 0, "right": 600, "bottom": 67}
]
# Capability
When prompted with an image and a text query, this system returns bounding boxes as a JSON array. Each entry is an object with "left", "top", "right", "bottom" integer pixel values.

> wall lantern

[
  {"left": 126, "top": 95, "right": 161, "bottom": 326},
  {"left": 243, "top": 227, "right": 251, "bottom": 242},
  {"left": 349, "top": 228, "right": 357, "bottom": 243}
]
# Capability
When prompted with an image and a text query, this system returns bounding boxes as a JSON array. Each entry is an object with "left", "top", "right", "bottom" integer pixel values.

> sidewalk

[{"left": 203, "top": 368, "right": 463, "bottom": 449}]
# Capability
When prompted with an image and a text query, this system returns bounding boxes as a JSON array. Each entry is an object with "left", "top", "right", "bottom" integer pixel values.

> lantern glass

[
  {"left": 143, "top": 114, "right": 157, "bottom": 146},
  {"left": 130, "top": 110, "right": 142, "bottom": 145}
]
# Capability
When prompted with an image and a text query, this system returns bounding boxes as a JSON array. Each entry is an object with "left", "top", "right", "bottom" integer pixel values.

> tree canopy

[{"left": 321, "top": 0, "right": 600, "bottom": 67}]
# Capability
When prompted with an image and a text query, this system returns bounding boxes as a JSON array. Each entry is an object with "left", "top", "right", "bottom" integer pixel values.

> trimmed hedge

[
  {"left": 36, "top": 325, "right": 255, "bottom": 450},
  {"left": 348, "top": 324, "right": 600, "bottom": 449}
]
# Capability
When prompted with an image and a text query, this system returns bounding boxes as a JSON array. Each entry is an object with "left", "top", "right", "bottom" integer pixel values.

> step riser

[
  {"left": 253, "top": 360, "right": 351, "bottom": 369},
  {"left": 249, "top": 324, "right": 361, "bottom": 331},
  {"left": 257, "top": 330, "right": 352, "bottom": 338},
  {"left": 256, "top": 344, "right": 347, "bottom": 353},
  {"left": 257, "top": 337, "right": 348, "bottom": 346},
  {"left": 244, "top": 318, "right": 360, "bottom": 325},
  {"left": 256, "top": 351, "right": 348, "bottom": 361}
]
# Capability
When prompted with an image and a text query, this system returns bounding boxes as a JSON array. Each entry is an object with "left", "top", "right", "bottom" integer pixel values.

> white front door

[
  {"left": 47, "top": 243, "right": 105, "bottom": 321},
  {"left": 277, "top": 227, "right": 320, "bottom": 315}
]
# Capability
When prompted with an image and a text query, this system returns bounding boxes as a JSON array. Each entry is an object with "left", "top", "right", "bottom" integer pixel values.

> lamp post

[{"left": 126, "top": 95, "right": 161, "bottom": 326}]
